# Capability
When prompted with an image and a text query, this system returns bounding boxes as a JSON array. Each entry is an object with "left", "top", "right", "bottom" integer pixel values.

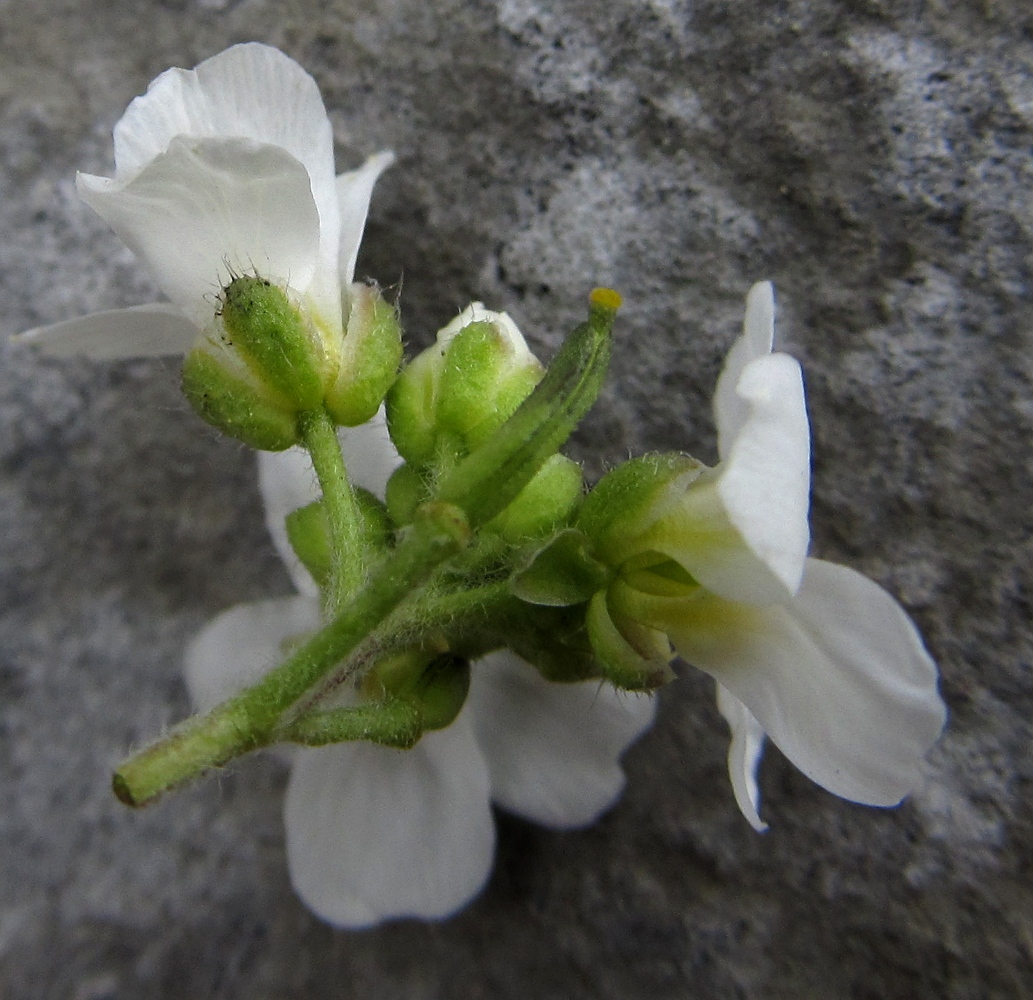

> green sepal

[
  {"left": 487, "top": 454, "right": 584, "bottom": 541},
  {"left": 285, "top": 650, "right": 469, "bottom": 749},
  {"left": 326, "top": 283, "right": 404, "bottom": 426},
  {"left": 510, "top": 528, "right": 610, "bottom": 606},
  {"left": 219, "top": 275, "right": 326, "bottom": 410},
  {"left": 434, "top": 290, "right": 619, "bottom": 527},
  {"left": 285, "top": 502, "right": 333, "bottom": 588},
  {"left": 386, "top": 349, "right": 440, "bottom": 464},
  {"left": 181, "top": 346, "right": 300, "bottom": 451},
  {"left": 354, "top": 488, "right": 393, "bottom": 552},
  {"left": 286, "top": 490, "right": 392, "bottom": 588},
  {"left": 586, "top": 589, "right": 675, "bottom": 691},
  {"left": 372, "top": 649, "right": 471, "bottom": 732},
  {"left": 577, "top": 452, "right": 705, "bottom": 565}
]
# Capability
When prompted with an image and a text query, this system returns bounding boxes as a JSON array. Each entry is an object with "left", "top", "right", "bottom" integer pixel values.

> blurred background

[{"left": 0, "top": 0, "right": 1031, "bottom": 996}]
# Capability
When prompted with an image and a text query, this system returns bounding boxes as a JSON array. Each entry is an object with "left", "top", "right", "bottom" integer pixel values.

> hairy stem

[
  {"left": 113, "top": 502, "right": 470, "bottom": 807},
  {"left": 297, "top": 406, "right": 365, "bottom": 614}
]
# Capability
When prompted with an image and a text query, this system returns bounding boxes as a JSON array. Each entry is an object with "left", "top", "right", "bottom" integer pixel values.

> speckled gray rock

[{"left": 1, "top": 1, "right": 1031, "bottom": 997}]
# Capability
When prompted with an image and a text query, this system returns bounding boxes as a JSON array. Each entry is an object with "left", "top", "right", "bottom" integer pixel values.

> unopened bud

[
  {"left": 182, "top": 274, "right": 335, "bottom": 449},
  {"left": 436, "top": 307, "right": 544, "bottom": 447},
  {"left": 386, "top": 303, "right": 544, "bottom": 465},
  {"left": 488, "top": 453, "right": 584, "bottom": 541}
]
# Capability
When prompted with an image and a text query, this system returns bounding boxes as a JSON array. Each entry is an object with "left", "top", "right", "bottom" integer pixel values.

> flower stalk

[{"left": 297, "top": 406, "right": 367, "bottom": 613}]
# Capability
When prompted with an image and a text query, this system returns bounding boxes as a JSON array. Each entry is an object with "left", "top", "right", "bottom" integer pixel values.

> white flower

[
  {"left": 611, "top": 282, "right": 946, "bottom": 830},
  {"left": 185, "top": 411, "right": 655, "bottom": 928},
  {"left": 18, "top": 43, "right": 392, "bottom": 359},
  {"left": 626, "top": 282, "right": 811, "bottom": 605}
]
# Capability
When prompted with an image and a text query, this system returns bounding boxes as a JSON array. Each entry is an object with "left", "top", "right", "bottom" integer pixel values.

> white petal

[
  {"left": 646, "top": 281, "right": 807, "bottom": 604},
  {"left": 714, "top": 281, "right": 775, "bottom": 455},
  {"left": 14, "top": 304, "right": 196, "bottom": 359},
  {"left": 257, "top": 409, "right": 402, "bottom": 594},
  {"left": 337, "top": 151, "right": 395, "bottom": 286},
  {"left": 112, "top": 43, "right": 340, "bottom": 310},
  {"left": 661, "top": 559, "right": 946, "bottom": 807},
  {"left": 79, "top": 137, "right": 323, "bottom": 328},
  {"left": 713, "top": 352, "right": 810, "bottom": 598},
  {"left": 183, "top": 595, "right": 322, "bottom": 713},
  {"left": 467, "top": 651, "right": 656, "bottom": 828},
  {"left": 643, "top": 352, "right": 809, "bottom": 605},
  {"left": 715, "top": 684, "right": 768, "bottom": 832},
  {"left": 284, "top": 716, "right": 495, "bottom": 928},
  {"left": 114, "top": 45, "right": 334, "bottom": 183}
]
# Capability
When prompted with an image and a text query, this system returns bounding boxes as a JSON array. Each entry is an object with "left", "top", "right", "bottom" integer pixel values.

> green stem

[
  {"left": 113, "top": 502, "right": 470, "bottom": 807},
  {"left": 297, "top": 406, "right": 364, "bottom": 614}
]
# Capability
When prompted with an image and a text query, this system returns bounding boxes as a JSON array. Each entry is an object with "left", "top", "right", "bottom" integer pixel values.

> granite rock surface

[{"left": 1, "top": 1, "right": 1031, "bottom": 997}]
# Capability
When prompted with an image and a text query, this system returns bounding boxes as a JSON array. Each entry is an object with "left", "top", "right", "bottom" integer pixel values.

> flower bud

[
  {"left": 488, "top": 453, "right": 584, "bottom": 541},
  {"left": 436, "top": 308, "right": 545, "bottom": 447},
  {"left": 325, "top": 283, "right": 403, "bottom": 427},
  {"left": 182, "top": 274, "right": 336, "bottom": 449},
  {"left": 386, "top": 303, "right": 544, "bottom": 465}
]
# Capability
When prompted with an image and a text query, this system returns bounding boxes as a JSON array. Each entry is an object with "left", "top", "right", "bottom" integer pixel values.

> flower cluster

[{"left": 19, "top": 44, "right": 946, "bottom": 928}]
